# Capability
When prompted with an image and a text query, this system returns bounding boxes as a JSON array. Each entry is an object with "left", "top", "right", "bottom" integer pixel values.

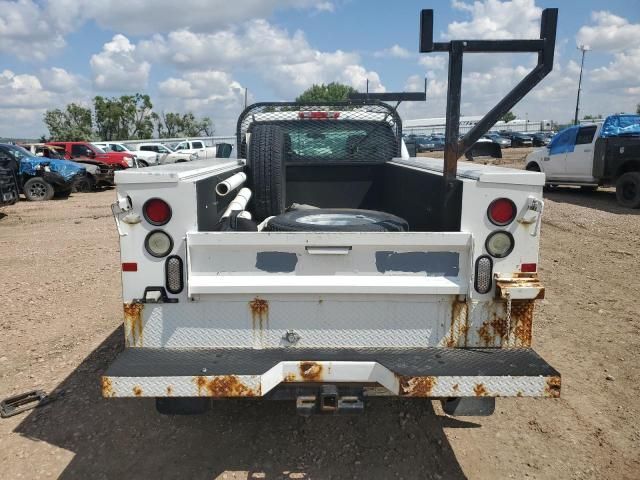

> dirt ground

[{"left": 1, "top": 152, "right": 639, "bottom": 479}]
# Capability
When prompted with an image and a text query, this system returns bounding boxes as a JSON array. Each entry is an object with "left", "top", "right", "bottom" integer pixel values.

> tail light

[
  {"left": 298, "top": 111, "right": 340, "bottom": 119},
  {"left": 122, "top": 262, "right": 137, "bottom": 272},
  {"left": 521, "top": 263, "right": 537, "bottom": 272},
  {"left": 143, "top": 198, "right": 172, "bottom": 226},
  {"left": 485, "top": 231, "right": 514, "bottom": 258},
  {"left": 145, "top": 230, "right": 173, "bottom": 258},
  {"left": 165, "top": 256, "right": 184, "bottom": 294},
  {"left": 487, "top": 198, "right": 516, "bottom": 226},
  {"left": 474, "top": 255, "right": 493, "bottom": 294}
]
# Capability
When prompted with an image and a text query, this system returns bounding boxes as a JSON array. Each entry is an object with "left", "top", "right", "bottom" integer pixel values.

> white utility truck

[
  {"left": 104, "top": 8, "right": 560, "bottom": 416},
  {"left": 525, "top": 114, "right": 640, "bottom": 207}
]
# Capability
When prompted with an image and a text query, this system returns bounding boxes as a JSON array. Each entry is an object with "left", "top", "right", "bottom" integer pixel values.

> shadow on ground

[
  {"left": 15, "top": 329, "right": 473, "bottom": 479},
  {"left": 545, "top": 187, "right": 639, "bottom": 215}
]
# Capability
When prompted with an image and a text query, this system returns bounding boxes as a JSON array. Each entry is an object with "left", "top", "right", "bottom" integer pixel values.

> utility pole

[
  {"left": 574, "top": 44, "right": 589, "bottom": 125},
  {"left": 244, "top": 88, "right": 248, "bottom": 109}
]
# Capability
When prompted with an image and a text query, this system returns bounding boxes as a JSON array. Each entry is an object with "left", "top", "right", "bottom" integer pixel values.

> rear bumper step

[{"left": 102, "top": 347, "right": 560, "bottom": 399}]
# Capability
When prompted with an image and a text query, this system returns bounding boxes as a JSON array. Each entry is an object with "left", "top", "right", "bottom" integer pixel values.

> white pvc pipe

[
  {"left": 215, "top": 172, "right": 247, "bottom": 196},
  {"left": 222, "top": 187, "right": 252, "bottom": 218}
]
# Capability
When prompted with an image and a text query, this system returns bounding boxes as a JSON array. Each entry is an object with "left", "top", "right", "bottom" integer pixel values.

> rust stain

[
  {"left": 249, "top": 297, "right": 269, "bottom": 339},
  {"left": 299, "top": 362, "right": 323, "bottom": 381},
  {"left": 545, "top": 376, "right": 561, "bottom": 398},
  {"left": 166, "top": 386, "right": 173, "bottom": 396},
  {"left": 399, "top": 376, "right": 437, "bottom": 397},
  {"left": 284, "top": 372, "right": 297, "bottom": 382},
  {"left": 133, "top": 386, "right": 143, "bottom": 397},
  {"left": 123, "top": 302, "right": 144, "bottom": 347},
  {"left": 452, "top": 383, "right": 459, "bottom": 392},
  {"left": 512, "top": 300, "right": 534, "bottom": 347},
  {"left": 516, "top": 391, "right": 523, "bottom": 397},
  {"left": 477, "top": 303, "right": 511, "bottom": 347},
  {"left": 473, "top": 383, "right": 488, "bottom": 397},
  {"left": 193, "top": 375, "right": 257, "bottom": 397},
  {"left": 101, "top": 376, "right": 114, "bottom": 398},
  {"left": 445, "top": 299, "right": 470, "bottom": 347}
]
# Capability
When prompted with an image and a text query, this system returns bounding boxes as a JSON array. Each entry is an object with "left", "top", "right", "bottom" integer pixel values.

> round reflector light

[
  {"left": 145, "top": 230, "right": 173, "bottom": 258},
  {"left": 143, "top": 198, "right": 172, "bottom": 226},
  {"left": 487, "top": 198, "right": 516, "bottom": 226},
  {"left": 485, "top": 231, "right": 514, "bottom": 258}
]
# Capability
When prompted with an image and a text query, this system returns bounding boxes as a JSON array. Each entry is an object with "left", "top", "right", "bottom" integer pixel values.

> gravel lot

[{"left": 1, "top": 153, "right": 639, "bottom": 479}]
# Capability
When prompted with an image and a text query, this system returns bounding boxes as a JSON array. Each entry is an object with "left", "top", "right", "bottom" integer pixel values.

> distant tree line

[{"left": 43, "top": 94, "right": 214, "bottom": 142}]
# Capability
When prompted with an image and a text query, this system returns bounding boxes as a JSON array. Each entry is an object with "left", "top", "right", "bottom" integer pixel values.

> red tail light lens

[
  {"left": 487, "top": 198, "right": 516, "bottom": 226},
  {"left": 521, "top": 263, "right": 537, "bottom": 272},
  {"left": 122, "top": 262, "right": 138, "bottom": 272},
  {"left": 143, "top": 198, "right": 172, "bottom": 226}
]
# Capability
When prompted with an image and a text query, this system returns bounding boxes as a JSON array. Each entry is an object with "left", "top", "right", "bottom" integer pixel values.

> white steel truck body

[{"left": 103, "top": 7, "right": 560, "bottom": 416}]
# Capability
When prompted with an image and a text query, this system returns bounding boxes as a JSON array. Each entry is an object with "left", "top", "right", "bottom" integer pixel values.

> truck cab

[{"left": 47, "top": 141, "right": 134, "bottom": 170}]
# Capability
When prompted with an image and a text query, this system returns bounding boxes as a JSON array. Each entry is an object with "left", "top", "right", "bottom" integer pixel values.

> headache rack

[{"left": 236, "top": 101, "right": 403, "bottom": 163}]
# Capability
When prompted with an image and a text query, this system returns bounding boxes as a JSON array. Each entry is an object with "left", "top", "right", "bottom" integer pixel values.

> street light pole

[{"left": 574, "top": 45, "right": 589, "bottom": 125}]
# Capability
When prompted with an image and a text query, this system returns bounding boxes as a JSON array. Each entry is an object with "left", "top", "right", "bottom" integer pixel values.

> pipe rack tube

[
  {"left": 222, "top": 187, "right": 252, "bottom": 218},
  {"left": 215, "top": 172, "right": 247, "bottom": 196}
]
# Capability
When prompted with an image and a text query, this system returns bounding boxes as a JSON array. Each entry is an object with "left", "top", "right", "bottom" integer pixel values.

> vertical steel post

[{"left": 442, "top": 41, "right": 464, "bottom": 230}]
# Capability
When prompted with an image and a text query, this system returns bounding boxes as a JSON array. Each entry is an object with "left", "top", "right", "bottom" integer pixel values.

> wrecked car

[
  {"left": 22, "top": 143, "right": 115, "bottom": 191},
  {"left": 0, "top": 144, "right": 85, "bottom": 201}
]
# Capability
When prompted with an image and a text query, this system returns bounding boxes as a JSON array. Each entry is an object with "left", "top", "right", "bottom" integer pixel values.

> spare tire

[
  {"left": 265, "top": 208, "right": 409, "bottom": 232},
  {"left": 248, "top": 124, "right": 286, "bottom": 221}
]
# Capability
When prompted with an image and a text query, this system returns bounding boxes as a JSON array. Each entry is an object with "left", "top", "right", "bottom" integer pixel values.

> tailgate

[{"left": 186, "top": 231, "right": 471, "bottom": 295}]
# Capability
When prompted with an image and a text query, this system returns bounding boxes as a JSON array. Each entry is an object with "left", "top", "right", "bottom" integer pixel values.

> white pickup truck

[
  {"left": 93, "top": 142, "right": 159, "bottom": 167},
  {"left": 104, "top": 8, "right": 560, "bottom": 417},
  {"left": 173, "top": 140, "right": 218, "bottom": 160},
  {"left": 132, "top": 143, "right": 197, "bottom": 164},
  {"left": 525, "top": 114, "right": 640, "bottom": 207}
]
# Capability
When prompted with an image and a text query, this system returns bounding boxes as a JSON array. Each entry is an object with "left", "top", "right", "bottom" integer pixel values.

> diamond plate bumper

[{"left": 102, "top": 347, "right": 560, "bottom": 399}]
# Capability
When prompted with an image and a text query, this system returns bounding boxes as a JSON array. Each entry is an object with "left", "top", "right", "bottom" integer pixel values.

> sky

[{"left": 0, "top": 0, "right": 639, "bottom": 138}]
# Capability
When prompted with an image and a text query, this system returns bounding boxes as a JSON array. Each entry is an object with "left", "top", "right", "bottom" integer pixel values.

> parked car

[
  {"left": 525, "top": 114, "right": 640, "bottom": 207},
  {"left": 132, "top": 143, "right": 197, "bottom": 164},
  {"left": 0, "top": 144, "right": 85, "bottom": 201},
  {"left": 509, "top": 133, "right": 534, "bottom": 147},
  {"left": 483, "top": 133, "right": 512, "bottom": 148},
  {"left": 93, "top": 142, "right": 158, "bottom": 167},
  {"left": 173, "top": 140, "right": 218, "bottom": 160},
  {"left": 530, "top": 132, "right": 552, "bottom": 147},
  {"left": 47, "top": 141, "right": 133, "bottom": 169},
  {"left": 415, "top": 135, "right": 445, "bottom": 152},
  {"left": 22, "top": 143, "right": 114, "bottom": 190}
]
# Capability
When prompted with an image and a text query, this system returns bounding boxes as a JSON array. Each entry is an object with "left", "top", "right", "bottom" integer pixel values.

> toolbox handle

[{"left": 305, "top": 246, "right": 352, "bottom": 255}]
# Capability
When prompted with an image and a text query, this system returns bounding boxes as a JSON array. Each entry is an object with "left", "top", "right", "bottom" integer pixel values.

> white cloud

[
  {"left": 0, "top": 68, "right": 90, "bottom": 137},
  {"left": 139, "top": 19, "right": 384, "bottom": 98},
  {"left": 374, "top": 45, "right": 411, "bottom": 59},
  {"left": 157, "top": 70, "right": 247, "bottom": 135},
  {"left": 447, "top": 0, "right": 542, "bottom": 39},
  {"left": 90, "top": 35, "right": 151, "bottom": 91},
  {"left": 0, "top": 0, "right": 67, "bottom": 59},
  {"left": 418, "top": 55, "right": 446, "bottom": 70},
  {"left": 576, "top": 11, "right": 640, "bottom": 52}
]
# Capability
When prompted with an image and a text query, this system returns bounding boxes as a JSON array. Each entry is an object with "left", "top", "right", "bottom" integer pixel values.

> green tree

[
  {"left": 44, "top": 103, "right": 93, "bottom": 141},
  {"left": 295, "top": 82, "right": 357, "bottom": 102},
  {"left": 154, "top": 111, "right": 214, "bottom": 138},
  {"left": 499, "top": 111, "right": 516, "bottom": 123},
  {"left": 94, "top": 93, "right": 154, "bottom": 140}
]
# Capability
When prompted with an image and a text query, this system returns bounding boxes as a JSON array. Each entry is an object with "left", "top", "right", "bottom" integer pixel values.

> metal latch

[
  {"left": 111, "top": 196, "right": 132, "bottom": 237},
  {"left": 517, "top": 196, "right": 544, "bottom": 236}
]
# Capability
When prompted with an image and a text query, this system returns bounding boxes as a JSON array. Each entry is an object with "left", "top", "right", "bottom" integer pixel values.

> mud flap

[{"left": 441, "top": 397, "right": 495, "bottom": 416}]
